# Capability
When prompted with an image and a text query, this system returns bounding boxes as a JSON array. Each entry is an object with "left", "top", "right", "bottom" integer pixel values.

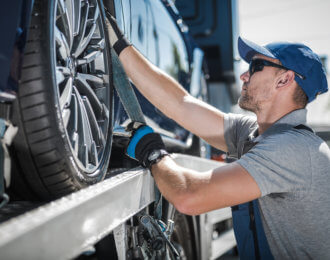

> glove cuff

[
  {"left": 104, "top": 9, "right": 132, "bottom": 56},
  {"left": 113, "top": 36, "right": 132, "bottom": 56},
  {"left": 126, "top": 125, "right": 154, "bottom": 159},
  {"left": 125, "top": 123, "right": 168, "bottom": 169}
]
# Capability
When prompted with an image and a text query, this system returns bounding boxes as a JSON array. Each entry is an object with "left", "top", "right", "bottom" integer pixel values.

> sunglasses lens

[{"left": 250, "top": 60, "right": 264, "bottom": 76}]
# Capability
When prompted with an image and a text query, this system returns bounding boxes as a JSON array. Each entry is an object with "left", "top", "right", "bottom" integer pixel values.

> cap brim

[{"left": 238, "top": 36, "right": 276, "bottom": 63}]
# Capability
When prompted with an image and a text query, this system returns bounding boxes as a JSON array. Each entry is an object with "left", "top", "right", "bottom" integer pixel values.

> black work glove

[
  {"left": 126, "top": 122, "right": 169, "bottom": 169},
  {"left": 104, "top": 9, "right": 132, "bottom": 56}
]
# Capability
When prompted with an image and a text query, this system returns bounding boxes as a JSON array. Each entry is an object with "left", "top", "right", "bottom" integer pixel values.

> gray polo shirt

[{"left": 224, "top": 109, "right": 330, "bottom": 259}]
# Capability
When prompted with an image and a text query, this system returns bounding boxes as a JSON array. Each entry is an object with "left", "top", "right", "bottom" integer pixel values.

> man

[{"left": 105, "top": 14, "right": 329, "bottom": 259}]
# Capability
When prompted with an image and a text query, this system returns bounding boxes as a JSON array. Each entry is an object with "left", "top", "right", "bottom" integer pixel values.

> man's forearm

[
  {"left": 150, "top": 156, "right": 261, "bottom": 216},
  {"left": 119, "top": 46, "right": 189, "bottom": 119},
  {"left": 106, "top": 13, "right": 228, "bottom": 151},
  {"left": 150, "top": 156, "right": 211, "bottom": 215},
  {"left": 119, "top": 46, "right": 228, "bottom": 151}
]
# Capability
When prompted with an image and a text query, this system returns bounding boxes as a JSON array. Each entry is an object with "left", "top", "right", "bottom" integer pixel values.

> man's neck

[{"left": 256, "top": 107, "right": 300, "bottom": 135}]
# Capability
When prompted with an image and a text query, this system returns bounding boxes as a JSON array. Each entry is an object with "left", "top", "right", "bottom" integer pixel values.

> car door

[
  {"left": 147, "top": 0, "right": 190, "bottom": 89},
  {"left": 141, "top": 0, "right": 191, "bottom": 143},
  {"left": 112, "top": 0, "right": 193, "bottom": 148}
]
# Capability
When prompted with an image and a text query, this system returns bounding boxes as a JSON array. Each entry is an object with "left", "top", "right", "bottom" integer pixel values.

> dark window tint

[{"left": 147, "top": 0, "right": 189, "bottom": 87}]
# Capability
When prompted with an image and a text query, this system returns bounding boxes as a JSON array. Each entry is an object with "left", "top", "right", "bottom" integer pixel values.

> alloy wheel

[{"left": 55, "top": 0, "right": 112, "bottom": 173}]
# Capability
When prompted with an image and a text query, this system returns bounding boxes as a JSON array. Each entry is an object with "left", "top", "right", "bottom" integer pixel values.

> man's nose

[{"left": 240, "top": 70, "right": 250, "bottom": 82}]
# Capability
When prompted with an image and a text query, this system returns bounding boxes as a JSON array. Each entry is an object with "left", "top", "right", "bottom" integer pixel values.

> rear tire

[{"left": 12, "top": 0, "right": 113, "bottom": 200}]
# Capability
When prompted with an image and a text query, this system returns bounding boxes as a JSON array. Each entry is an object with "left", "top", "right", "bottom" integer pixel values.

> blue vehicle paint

[{"left": 0, "top": 0, "right": 34, "bottom": 99}]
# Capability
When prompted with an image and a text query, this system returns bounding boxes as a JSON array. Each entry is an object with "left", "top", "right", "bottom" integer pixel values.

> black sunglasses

[{"left": 249, "top": 59, "right": 306, "bottom": 80}]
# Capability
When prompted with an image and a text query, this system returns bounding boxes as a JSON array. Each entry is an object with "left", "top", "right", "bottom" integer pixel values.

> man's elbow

[{"left": 173, "top": 193, "right": 203, "bottom": 216}]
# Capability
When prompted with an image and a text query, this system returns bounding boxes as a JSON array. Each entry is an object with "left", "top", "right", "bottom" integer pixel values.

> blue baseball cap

[{"left": 238, "top": 36, "right": 328, "bottom": 102}]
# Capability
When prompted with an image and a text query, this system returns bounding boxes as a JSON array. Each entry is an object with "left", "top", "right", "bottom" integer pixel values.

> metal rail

[{"left": 0, "top": 154, "right": 236, "bottom": 260}]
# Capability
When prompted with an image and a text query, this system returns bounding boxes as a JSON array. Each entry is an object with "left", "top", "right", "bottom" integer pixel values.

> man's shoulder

[
  {"left": 259, "top": 126, "right": 321, "bottom": 153},
  {"left": 225, "top": 113, "right": 257, "bottom": 131},
  {"left": 224, "top": 113, "right": 257, "bottom": 158},
  {"left": 226, "top": 112, "right": 257, "bottom": 123}
]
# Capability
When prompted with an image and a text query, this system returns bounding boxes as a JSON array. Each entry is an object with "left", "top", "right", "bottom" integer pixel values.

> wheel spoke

[
  {"left": 90, "top": 141, "right": 99, "bottom": 166},
  {"left": 98, "top": 129, "right": 106, "bottom": 147},
  {"left": 68, "top": 93, "right": 79, "bottom": 156},
  {"left": 75, "top": 22, "right": 97, "bottom": 58},
  {"left": 72, "top": 132, "right": 79, "bottom": 156},
  {"left": 62, "top": 108, "right": 71, "bottom": 128},
  {"left": 55, "top": 25, "right": 71, "bottom": 61},
  {"left": 69, "top": 92, "right": 79, "bottom": 132},
  {"left": 76, "top": 73, "right": 104, "bottom": 88},
  {"left": 75, "top": 73, "right": 104, "bottom": 118},
  {"left": 102, "top": 103, "right": 109, "bottom": 120},
  {"left": 89, "top": 39, "right": 105, "bottom": 52},
  {"left": 56, "top": 67, "right": 70, "bottom": 85},
  {"left": 60, "top": 77, "right": 73, "bottom": 110},
  {"left": 76, "top": 7, "right": 100, "bottom": 57},
  {"left": 72, "top": 1, "right": 89, "bottom": 57},
  {"left": 66, "top": 0, "right": 81, "bottom": 36},
  {"left": 74, "top": 86, "right": 93, "bottom": 167},
  {"left": 97, "top": 103, "right": 109, "bottom": 140},
  {"left": 57, "top": 0, "right": 73, "bottom": 49},
  {"left": 82, "top": 96, "right": 102, "bottom": 146},
  {"left": 74, "top": 2, "right": 100, "bottom": 57},
  {"left": 81, "top": 144, "right": 88, "bottom": 167},
  {"left": 57, "top": 66, "right": 71, "bottom": 76},
  {"left": 72, "top": 0, "right": 82, "bottom": 36},
  {"left": 76, "top": 49, "right": 102, "bottom": 65}
]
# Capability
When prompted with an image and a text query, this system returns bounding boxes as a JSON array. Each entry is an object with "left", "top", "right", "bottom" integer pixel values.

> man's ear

[{"left": 276, "top": 70, "right": 295, "bottom": 89}]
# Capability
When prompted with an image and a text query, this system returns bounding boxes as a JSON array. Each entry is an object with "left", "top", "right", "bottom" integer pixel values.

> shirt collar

[
  {"left": 249, "top": 109, "right": 307, "bottom": 142},
  {"left": 271, "top": 108, "right": 307, "bottom": 126}
]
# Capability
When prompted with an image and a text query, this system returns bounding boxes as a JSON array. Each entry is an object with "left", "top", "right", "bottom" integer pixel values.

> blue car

[{"left": 1, "top": 0, "right": 208, "bottom": 200}]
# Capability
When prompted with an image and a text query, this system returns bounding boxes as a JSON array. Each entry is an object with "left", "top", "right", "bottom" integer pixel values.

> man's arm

[
  {"left": 119, "top": 46, "right": 228, "bottom": 151},
  {"left": 151, "top": 156, "right": 261, "bottom": 216},
  {"left": 125, "top": 123, "right": 260, "bottom": 215},
  {"left": 105, "top": 13, "right": 228, "bottom": 150}
]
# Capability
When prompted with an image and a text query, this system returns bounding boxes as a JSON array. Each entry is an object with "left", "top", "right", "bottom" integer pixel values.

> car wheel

[{"left": 12, "top": 0, "right": 113, "bottom": 200}]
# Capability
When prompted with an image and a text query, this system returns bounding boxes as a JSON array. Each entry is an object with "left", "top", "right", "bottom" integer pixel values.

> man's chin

[{"left": 238, "top": 97, "right": 254, "bottom": 112}]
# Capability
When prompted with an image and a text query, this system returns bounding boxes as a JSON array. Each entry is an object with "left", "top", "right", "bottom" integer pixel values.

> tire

[{"left": 12, "top": 0, "right": 113, "bottom": 200}]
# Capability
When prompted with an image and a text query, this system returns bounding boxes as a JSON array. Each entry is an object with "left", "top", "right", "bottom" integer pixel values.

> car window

[
  {"left": 114, "top": 0, "right": 125, "bottom": 32},
  {"left": 146, "top": 0, "right": 189, "bottom": 88},
  {"left": 129, "top": 0, "right": 148, "bottom": 56},
  {"left": 120, "top": 0, "right": 132, "bottom": 40},
  {"left": 145, "top": 1, "right": 159, "bottom": 66}
]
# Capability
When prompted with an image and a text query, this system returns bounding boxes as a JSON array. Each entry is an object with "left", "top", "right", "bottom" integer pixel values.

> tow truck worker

[{"left": 105, "top": 14, "right": 330, "bottom": 259}]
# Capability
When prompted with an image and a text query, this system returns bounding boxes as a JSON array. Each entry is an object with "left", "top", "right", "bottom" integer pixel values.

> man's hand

[
  {"left": 104, "top": 9, "right": 131, "bottom": 55},
  {"left": 126, "top": 122, "right": 169, "bottom": 169}
]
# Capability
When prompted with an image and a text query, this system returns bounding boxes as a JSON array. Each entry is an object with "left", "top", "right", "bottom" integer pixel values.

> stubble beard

[
  {"left": 238, "top": 84, "right": 260, "bottom": 113},
  {"left": 238, "top": 94, "right": 254, "bottom": 112}
]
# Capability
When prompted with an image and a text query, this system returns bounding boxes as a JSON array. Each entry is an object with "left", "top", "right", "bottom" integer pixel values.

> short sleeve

[
  {"left": 224, "top": 113, "right": 257, "bottom": 158},
  {"left": 237, "top": 131, "right": 312, "bottom": 197}
]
